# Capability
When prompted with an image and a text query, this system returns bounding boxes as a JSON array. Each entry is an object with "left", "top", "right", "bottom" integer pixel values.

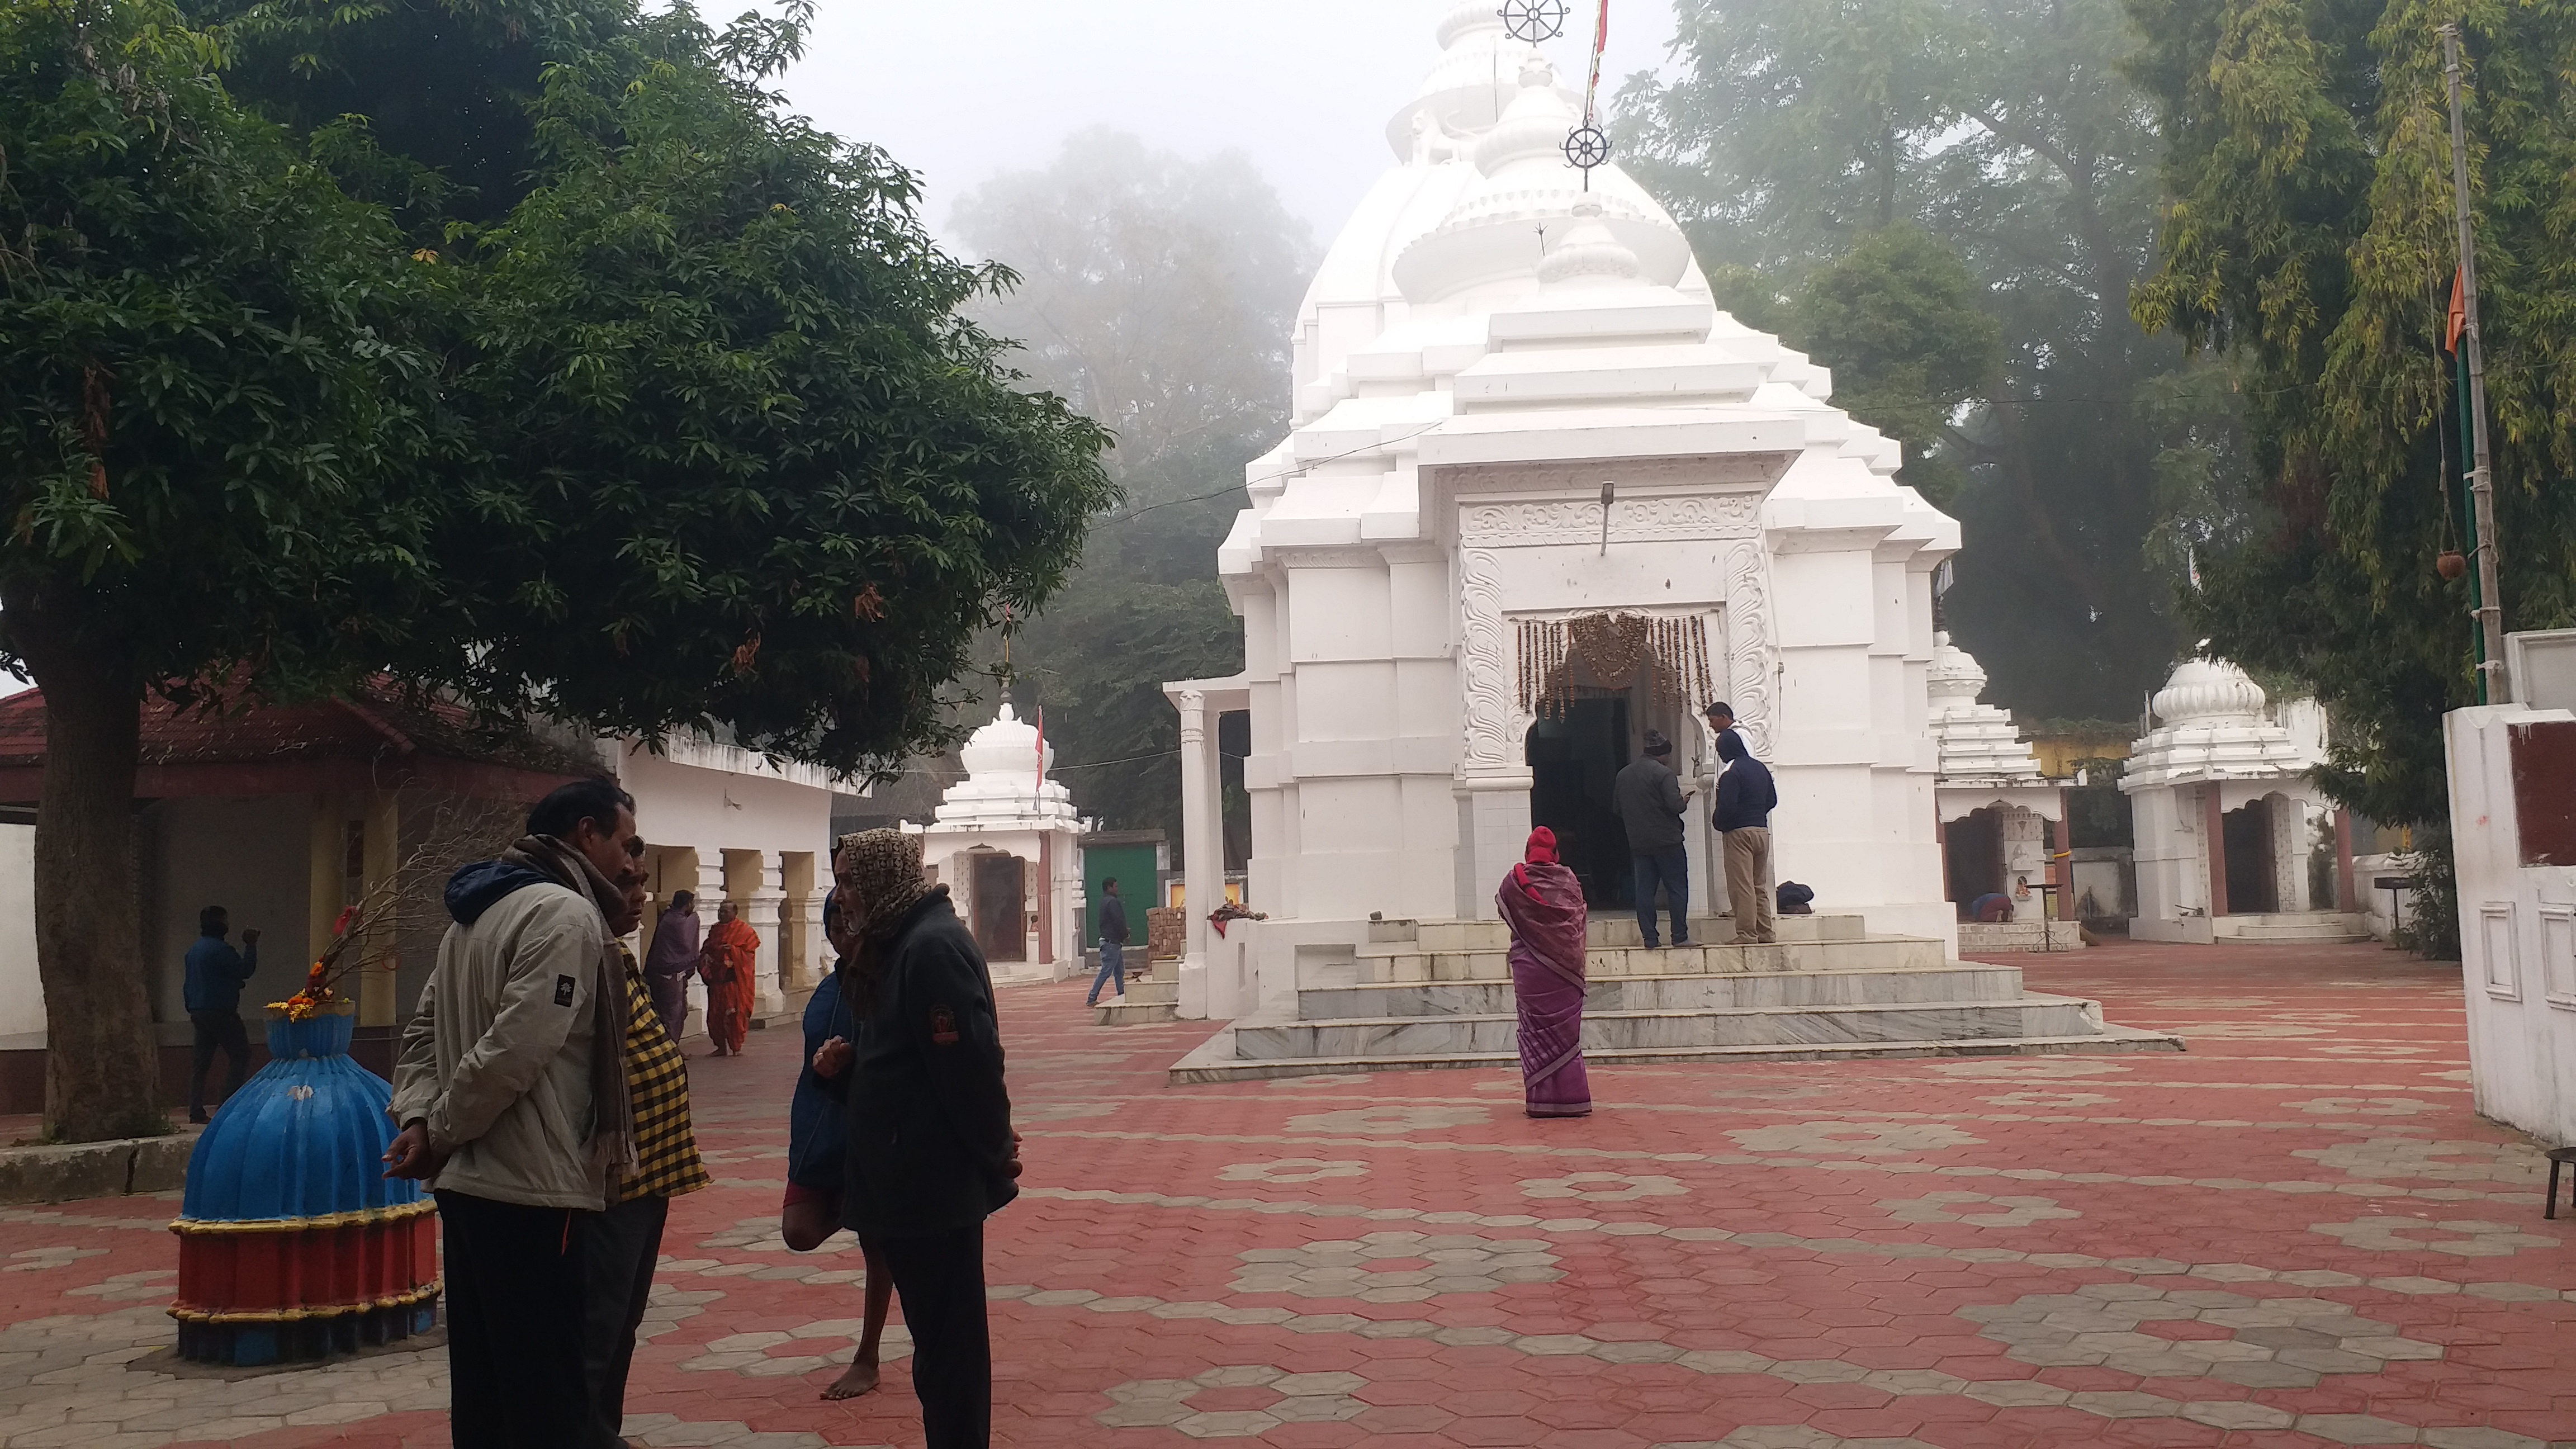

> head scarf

[
  {"left": 833, "top": 828, "right": 944, "bottom": 1015},
  {"left": 1513, "top": 827, "right": 1564, "bottom": 901},
  {"left": 837, "top": 829, "right": 937, "bottom": 939}
]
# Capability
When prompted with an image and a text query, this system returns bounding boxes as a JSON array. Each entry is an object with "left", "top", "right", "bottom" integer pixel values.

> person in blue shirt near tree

[{"left": 183, "top": 905, "right": 261, "bottom": 1123}]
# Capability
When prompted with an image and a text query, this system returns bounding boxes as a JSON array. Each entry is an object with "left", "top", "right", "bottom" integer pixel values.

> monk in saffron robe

[
  {"left": 1499, "top": 826, "right": 1591, "bottom": 1118},
  {"left": 699, "top": 901, "right": 761, "bottom": 1057}
]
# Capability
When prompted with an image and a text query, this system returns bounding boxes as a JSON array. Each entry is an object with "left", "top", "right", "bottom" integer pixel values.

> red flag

[
  {"left": 2446, "top": 268, "right": 2468, "bottom": 353},
  {"left": 1034, "top": 707, "right": 1045, "bottom": 775},
  {"left": 1584, "top": 0, "right": 1612, "bottom": 122}
]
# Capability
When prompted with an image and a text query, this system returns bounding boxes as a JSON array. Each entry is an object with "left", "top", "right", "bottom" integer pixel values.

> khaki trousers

[{"left": 1723, "top": 828, "right": 1775, "bottom": 944}]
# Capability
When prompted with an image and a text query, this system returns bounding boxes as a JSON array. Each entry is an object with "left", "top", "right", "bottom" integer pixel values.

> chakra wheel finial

[
  {"left": 1501, "top": 0, "right": 1570, "bottom": 43},
  {"left": 1562, "top": 124, "right": 1612, "bottom": 176}
]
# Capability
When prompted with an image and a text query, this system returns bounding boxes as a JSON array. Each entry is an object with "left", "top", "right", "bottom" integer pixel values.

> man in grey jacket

[
  {"left": 1611, "top": 730, "right": 1692, "bottom": 948},
  {"left": 385, "top": 778, "right": 645, "bottom": 1449}
]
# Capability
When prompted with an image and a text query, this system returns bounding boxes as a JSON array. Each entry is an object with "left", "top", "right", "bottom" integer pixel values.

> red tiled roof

[{"left": 0, "top": 680, "right": 594, "bottom": 800}]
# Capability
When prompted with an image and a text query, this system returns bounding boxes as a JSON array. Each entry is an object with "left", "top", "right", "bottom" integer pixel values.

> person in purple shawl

[
  {"left": 1499, "top": 826, "right": 1591, "bottom": 1119},
  {"left": 641, "top": 890, "right": 702, "bottom": 1039}
]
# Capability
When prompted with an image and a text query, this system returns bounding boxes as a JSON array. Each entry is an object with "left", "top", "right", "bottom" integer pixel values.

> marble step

[
  {"left": 1959, "top": 920, "right": 2088, "bottom": 954},
  {"left": 1399, "top": 915, "right": 1869, "bottom": 954},
  {"left": 2212, "top": 913, "right": 2371, "bottom": 943},
  {"left": 1299, "top": 967, "right": 2031, "bottom": 1021},
  {"left": 1093, "top": 978, "right": 1180, "bottom": 1026},
  {"left": 1170, "top": 1024, "right": 2186, "bottom": 1086},
  {"left": 1352, "top": 935, "right": 1944, "bottom": 984},
  {"left": 1233, "top": 995, "right": 2110, "bottom": 1060}
]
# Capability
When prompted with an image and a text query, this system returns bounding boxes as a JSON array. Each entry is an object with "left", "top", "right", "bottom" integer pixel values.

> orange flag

[{"left": 2446, "top": 268, "right": 2468, "bottom": 353}]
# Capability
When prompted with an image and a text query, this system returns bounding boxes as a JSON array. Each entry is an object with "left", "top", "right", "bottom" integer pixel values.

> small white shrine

[
  {"left": 1164, "top": 4, "right": 1963, "bottom": 1019},
  {"left": 1928, "top": 634, "right": 2068, "bottom": 940},
  {"left": 2121, "top": 659, "right": 2361, "bottom": 943},
  {"left": 915, "top": 704, "right": 1085, "bottom": 980}
]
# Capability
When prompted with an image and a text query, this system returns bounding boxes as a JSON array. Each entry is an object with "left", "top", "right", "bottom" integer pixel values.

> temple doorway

[
  {"left": 1528, "top": 694, "right": 1633, "bottom": 911},
  {"left": 2222, "top": 799, "right": 2278, "bottom": 915},
  {"left": 1944, "top": 807, "right": 2007, "bottom": 915},
  {"left": 968, "top": 851, "right": 1029, "bottom": 962}
]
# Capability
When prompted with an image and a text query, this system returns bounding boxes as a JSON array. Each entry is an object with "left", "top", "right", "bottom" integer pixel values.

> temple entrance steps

[
  {"left": 1167, "top": 917, "right": 2184, "bottom": 1085},
  {"left": 1958, "top": 920, "right": 2089, "bottom": 954},
  {"left": 1095, "top": 976, "right": 1180, "bottom": 1026},
  {"left": 1356, "top": 915, "right": 1943, "bottom": 984},
  {"left": 2213, "top": 913, "right": 2371, "bottom": 944}
]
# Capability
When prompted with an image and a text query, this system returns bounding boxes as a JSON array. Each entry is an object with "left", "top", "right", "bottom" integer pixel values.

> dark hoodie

[
  {"left": 444, "top": 860, "right": 551, "bottom": 926},
  {"left": 1713, "top": 731, "right": 1778, "bottom": 832}
]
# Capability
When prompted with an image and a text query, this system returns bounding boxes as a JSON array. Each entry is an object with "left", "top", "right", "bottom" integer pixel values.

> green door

[{"left": 1081, "top": 842, "right": 1159, "bottom": 946}]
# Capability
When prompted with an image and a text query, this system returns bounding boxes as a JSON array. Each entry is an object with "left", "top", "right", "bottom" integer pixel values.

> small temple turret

[
  {"left": 2122, "top": 659, "right": 2364, "bottom": 943},
  {"left": 1928, "top": 634, "right": 2073, "bottom": 948},
  {"left": 915, "top": 704, "right": 1086, "bottom": 983}
]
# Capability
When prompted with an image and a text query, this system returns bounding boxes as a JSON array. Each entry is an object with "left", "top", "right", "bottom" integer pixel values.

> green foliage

[
  {"left": 1623, "top": 0, "right": 2221, "bottom": 719},
  {"left": 2127, "top": 0, "right": 2576, "bottom": 947},
  {"left": 1788, "top": 224, "right": 2000, "bottom": 505},
  {"left": 0, "top": 0, "right": 438, "bottom": 695},
  {"left": 952, "top": 132, "right": 1315, "bottom": 842},
  {"left": 409, "top": 8, "right": 1115, "bottom": 773}
]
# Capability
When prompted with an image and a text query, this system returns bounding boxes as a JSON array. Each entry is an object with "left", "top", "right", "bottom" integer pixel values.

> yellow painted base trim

[
  {"left": 168, "top": 1280, "right": 443, "bottom": 1325},
  {"left": 171, "top": 1199, "right": 437, "bottom": 1235}
]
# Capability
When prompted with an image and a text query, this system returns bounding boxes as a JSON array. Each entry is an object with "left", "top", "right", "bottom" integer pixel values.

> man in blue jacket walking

[
  {"left": 1713, "top": 726, "right": 1780, "bottom": 946},
  {"left": 183, "top": 906, "right": 261, "bottom": 1123}
]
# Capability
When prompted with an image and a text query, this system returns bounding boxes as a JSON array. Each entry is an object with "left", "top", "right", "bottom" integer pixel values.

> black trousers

[
  {"left": 187, "top": 1010, "right": 250, "bottom": 1115},
  {"left": 880, "top": 1222, "right": 991, "bottom": 1449},
  {"left": 438, "top": 1190, "right": 593, "bottom": 1449},
  {"left": 581, "top": 1194, "right": 669, "bottom": 1449}
]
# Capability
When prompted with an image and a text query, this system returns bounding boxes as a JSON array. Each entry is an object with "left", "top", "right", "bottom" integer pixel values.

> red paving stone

[{"left": 0, "top": 940, "right": 2570, "bottom": 1447}]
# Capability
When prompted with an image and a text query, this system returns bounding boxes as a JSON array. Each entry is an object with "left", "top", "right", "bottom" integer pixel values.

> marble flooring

[{"left": 0, "top": 940, "right": 2568, "bottom": 1447}]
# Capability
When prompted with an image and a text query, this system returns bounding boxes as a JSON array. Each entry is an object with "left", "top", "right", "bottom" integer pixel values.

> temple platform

[
  {"left": 2132, "top": 912, "right": 2370, "bottom": 946},
  {"left": 1958, "top": 919, "right": 2089, "bottom": 954},
  {"left": 1166, "top": 914, "right": 2181, "bottom": 1085}
]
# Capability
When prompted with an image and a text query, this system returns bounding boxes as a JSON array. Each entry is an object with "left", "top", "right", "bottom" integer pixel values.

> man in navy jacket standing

[
  {"left": 183, "top": 906, "right": 260, "bottom": 1123},
  {"left": 1714, "top": 728, "right": 1780, "bottom": 945}
]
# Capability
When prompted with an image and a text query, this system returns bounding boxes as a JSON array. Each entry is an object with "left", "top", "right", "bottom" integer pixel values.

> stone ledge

[{"left": 0, "top": 1129, "right": 200, "bottom": 1206}]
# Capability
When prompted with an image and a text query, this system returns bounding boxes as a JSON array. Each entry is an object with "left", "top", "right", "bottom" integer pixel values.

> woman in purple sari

[{"left": 1499, "top": 827, "right": 1591, "bottom": 1118}]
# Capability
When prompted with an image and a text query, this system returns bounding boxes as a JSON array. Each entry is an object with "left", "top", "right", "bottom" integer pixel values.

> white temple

[
  {"left": 1928, "top": 634, "right": 2067, "bottom": 937},
  {"left": 2121, "top": 659, "right": 2361, "bottom": 943},
  {"left": 1164, "top": 5, "right": 1964, "bottom": 1019},
  {"left": 915, "top": 704, "right": 1085, "bottom": 980}
]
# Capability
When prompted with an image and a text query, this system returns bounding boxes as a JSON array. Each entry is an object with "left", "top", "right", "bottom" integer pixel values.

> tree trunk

[{"left": 4, "top": 582, "right": 160, "bottom": 1142}]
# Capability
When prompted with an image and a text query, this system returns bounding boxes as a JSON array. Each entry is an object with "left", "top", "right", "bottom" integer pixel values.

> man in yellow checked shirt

[{"left": 584, "top": 873, "right": 712, "bottom": 1448}]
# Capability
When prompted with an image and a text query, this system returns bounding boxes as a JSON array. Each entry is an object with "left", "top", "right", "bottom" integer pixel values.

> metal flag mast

[
  {"left": 2441, "top": 22, "right": 2511, "bottom": 703},
  {"left": 1565, "top": 1, "right": 1613, "bottom": 186}
]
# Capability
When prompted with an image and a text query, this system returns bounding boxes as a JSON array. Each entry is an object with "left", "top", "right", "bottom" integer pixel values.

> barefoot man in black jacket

[{"left": 830, "top": 829, "right": 1021, "bottom": 1449}]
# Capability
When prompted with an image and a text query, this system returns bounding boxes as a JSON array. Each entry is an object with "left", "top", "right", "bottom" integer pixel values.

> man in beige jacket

[{"left": 385, "top": 778, "right": 644, "bottom": 1449}]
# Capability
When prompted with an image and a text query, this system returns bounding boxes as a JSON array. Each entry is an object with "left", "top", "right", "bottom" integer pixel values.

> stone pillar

[
  {"left": 2334, "top": 807, "right": 2357, "bottom": 913},
  {"left": 795, "top": 891, "right": 827, "bottom": 991},
  {"left": 688, "top": 855, "right": 728, "bottom": 1037},
  {"left": 2049, "top": 802, "right": 2072, "bottom": 922},
  {"left": 745, "top": 851, "right": 788, "bottom": 1018},
  {"left": 1175, "top": 689, "right": 1220, "bottom": 1019},
  {"left": 1457, "top": 778, "right": 1535, "bottom": 923},
  {"left": 2202, "top": 785, "right": 2230, "bottom": 917}
]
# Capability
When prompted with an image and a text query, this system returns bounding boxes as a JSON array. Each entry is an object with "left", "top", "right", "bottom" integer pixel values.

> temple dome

[
  {"left": 934, "top": 703, "right": 1077, "bottom": 828},
  {"left": 1391, "top": 58, "right": 1693, "bottom": 304},
  {"left": 1928, "top": 632, "right": 1992, "bottom": 712},
  {"left": 1927, "top": 634, "right": 2047, "bottom": 788},
  {"left": 2123, "top": 656, "right": 2319, "bottom": 790},
  {"left": 2152, "top": 659, "right": 2267, "bottom": 726}
]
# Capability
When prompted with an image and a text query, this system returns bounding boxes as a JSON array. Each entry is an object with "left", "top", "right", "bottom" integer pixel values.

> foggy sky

[{"left": 782, "top": 0, "right": 1681, "bottom": 248}]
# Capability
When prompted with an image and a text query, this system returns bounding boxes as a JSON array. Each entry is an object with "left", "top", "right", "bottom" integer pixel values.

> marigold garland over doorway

[{"left": 1516, "top": 613, "right": 1716, "bottom": 719}]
